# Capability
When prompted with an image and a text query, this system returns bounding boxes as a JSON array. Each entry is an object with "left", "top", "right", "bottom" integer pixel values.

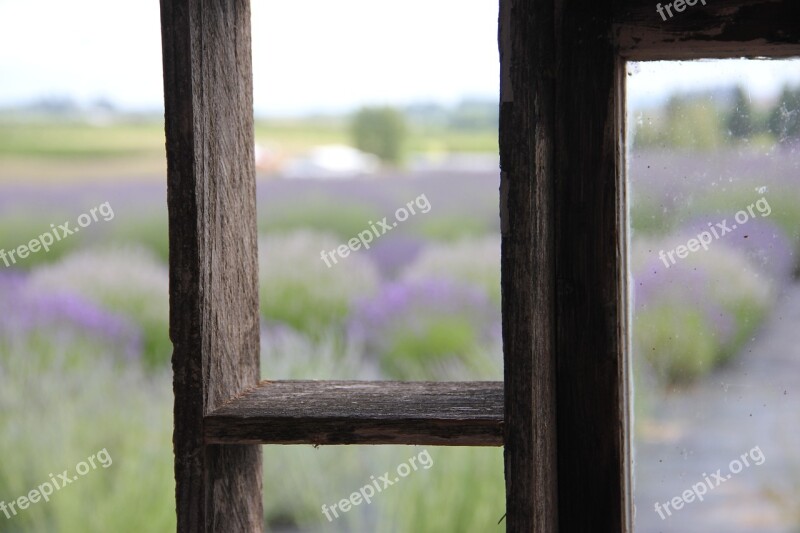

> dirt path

[{"left": 635, "top": 285, "right": 800, "bottom": 533}]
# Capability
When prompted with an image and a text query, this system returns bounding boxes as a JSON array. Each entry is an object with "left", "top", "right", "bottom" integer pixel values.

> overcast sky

[{"left": 1, "top": 0, "right": 799, "bottom": 116}]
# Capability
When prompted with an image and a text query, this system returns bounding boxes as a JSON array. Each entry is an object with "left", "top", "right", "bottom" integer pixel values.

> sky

[
  {"left": 1, "top": 0, "right": 799, "bottom": 116},
  {"left": 628, "top": 60, "right": 800, "bottom": 108}
]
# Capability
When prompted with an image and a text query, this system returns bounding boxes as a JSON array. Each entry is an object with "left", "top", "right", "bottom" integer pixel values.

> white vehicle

[{"left": 280, "top": 145, "right": 380, "bottom": 179}]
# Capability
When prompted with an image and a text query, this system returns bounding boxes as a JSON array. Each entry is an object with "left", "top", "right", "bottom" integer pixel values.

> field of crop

[
  {"left": 0, "top": 118, "right": 498, "bottom": 182},
  {"left": 1, "top": 114, "right": 799, "bottom": 531}
]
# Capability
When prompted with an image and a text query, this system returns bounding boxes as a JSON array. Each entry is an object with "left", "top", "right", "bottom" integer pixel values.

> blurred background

[
  {"left": 629, "top": 60, "right": 800, "bottom": 532},
  {"left": 0, "top": 0, "right": 799, "bottom": 531}
]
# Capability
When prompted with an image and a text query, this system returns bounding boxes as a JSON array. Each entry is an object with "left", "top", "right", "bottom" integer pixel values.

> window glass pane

[{"left": 629, "top": 58, "right": 800, "bottom": 532}]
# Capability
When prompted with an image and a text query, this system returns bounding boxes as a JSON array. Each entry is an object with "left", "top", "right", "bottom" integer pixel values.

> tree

[
  {"left": 662, "top": 94, "right": 723, "bottom": 150},
  {"left": 768, "top": 85, "right": 800, "bottom": 143},
  {"left": 350, "top": 106, "right": 407, "bottom": 165},
  {"left": 726, "top": 86, "right": 753, "bottom": 140}
]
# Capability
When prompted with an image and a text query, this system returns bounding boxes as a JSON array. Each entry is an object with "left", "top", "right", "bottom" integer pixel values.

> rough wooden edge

[
  {"left": 204, "top": 381, "right": 504, "bottom": 446},
  {"left": 614, "top": 0, "right": 800, "bottom": 59},
  {"left": 160, "top": 0, "right": 262, "bottom": 531},
  {"left": 500, "top": 0, "right": 559, "bottom": 530},
  {"left": 616, "top": 55, "right": 634, "bottom": 533},
  {"left": 554, "top": 0, "right": 630, "bottom": 531}
]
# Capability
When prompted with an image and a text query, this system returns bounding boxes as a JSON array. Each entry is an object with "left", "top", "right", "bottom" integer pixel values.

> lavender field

[
  {"left": 2, "top": 147, "right": 800, "bottom": 532},
  {"left": 630, "top": 147, "right": 800, "bottom": 533},
  {"left": 0, "top": 170, "right": 506, "bottom": 533}
]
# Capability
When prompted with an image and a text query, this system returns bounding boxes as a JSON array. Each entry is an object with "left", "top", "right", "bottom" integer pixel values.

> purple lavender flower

[
  {"left": 347, "top": 278, "right": 501, "bottom": 379},
  {"left": 679, "top": 216, "right": 795, "bottom": 282},
  {"left": 0, "top": 272, "right": 141, "bottom": 362},
  {"left": 632, "top": 255, "right": 737, "bottom": 348},
  {"left": 631, "top": 237, "right": 776, "bottom": 382},
  {"left": 367, "top": 236, "right": 426, "bottom": 279}
]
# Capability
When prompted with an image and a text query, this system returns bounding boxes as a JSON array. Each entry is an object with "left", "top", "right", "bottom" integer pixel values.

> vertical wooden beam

[
  {"left": 160, "top": 0, "right": 263, "bottom": 531},
  {"left": 554, "top": 0, "right": 631, "bottom": 531},
  {"left": 499, "top": 0, "right": 558, "bottom": 530}
]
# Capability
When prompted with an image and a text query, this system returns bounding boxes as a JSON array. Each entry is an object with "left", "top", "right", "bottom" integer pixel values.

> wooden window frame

[{"left": 159, "top": 1, "right": 800, "bottom": 531}]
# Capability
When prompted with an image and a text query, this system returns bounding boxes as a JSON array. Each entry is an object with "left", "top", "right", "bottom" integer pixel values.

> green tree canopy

[
  {"left": 726, "top": 85, "right": 753, "bottom": 140},
  {"left": 350, "top": 106, "right": 407, "bottom": 165},
  {"left": 768, "top": 85, "right": 800, "bottom": 142}
]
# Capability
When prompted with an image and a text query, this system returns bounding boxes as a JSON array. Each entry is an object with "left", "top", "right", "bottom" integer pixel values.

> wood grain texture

[
  {"left": 155, "top": 0, "right": 800, "bottom": 530},
  {"left": 205, "top": 381, "right": 504, "bottom": 446},
  {"left": 497, "top": 2, "right": 796, "bottom": 531},
  {"left": 615, "top": 0, "right": 800, "bottom": 59},
  {"left": 499, "top": 0, "right": 558, "bottom": 531},
  {"left": 555, "top": 1, "right": 631, "bottom": 531},
  {"left": 160, "top": 0, "right": 262, "bottom": 531}
]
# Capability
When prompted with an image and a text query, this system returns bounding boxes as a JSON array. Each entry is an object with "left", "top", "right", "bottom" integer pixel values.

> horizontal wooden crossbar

[
  {"left": 204, "top": 380, "right": 504, "bottom": 446},
  {"left": 615, "top": 0, "right": 800, "bottom": 60}
]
